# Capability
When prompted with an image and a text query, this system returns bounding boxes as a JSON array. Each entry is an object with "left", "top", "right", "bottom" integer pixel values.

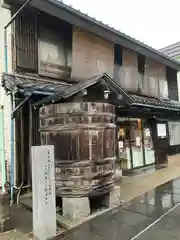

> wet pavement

[
  {"left": 59, "top": 177, "right": 180, "bottom": 240},
  {"left": 136, "top": 204, "right": 180, "bottom": 240}
]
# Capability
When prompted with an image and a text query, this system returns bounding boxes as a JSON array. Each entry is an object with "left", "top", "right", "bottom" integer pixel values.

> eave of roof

[
  {"left": 2, "top": 73, "right": 71, "bottom": 94},
  {"left": 160, "top": 42, "right": 180, "bottom": 52},
  {"left": 5, "top": 0, "right": 180, "bottom": 70},
  {"left": 32, "top": 73, "right": 180, "bottom": 113},
  {"left": 4, "top": 71, "right": 180, "bottom": 113},
  {"left": 131, "top": 94, "right": 180, "bottom": 111},
  {"left": 159, "top": 42, "right": 180, "bottom": 59},
  {"left": 33, "top": 73, "right": 134, "bottom": 107}
]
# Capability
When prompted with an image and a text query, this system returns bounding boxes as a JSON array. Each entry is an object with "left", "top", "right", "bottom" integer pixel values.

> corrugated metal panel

[
  {"left": 158, "top": 64, "right": 168, "bottom": 99},
  {"left": 145, "top": 59, "right": 159, "bottom": 97},
  {"left": 71, "top": 27, "right": 114, "bottom": 80},
  {"left": 167, "top": 67, "right": 179, "bottom": 101},
  {"left": 121, "top": 48, "right": 139, "bottom": 92},
  {"left": 113, "top": 64, "right": 123, "bottom": 86}
]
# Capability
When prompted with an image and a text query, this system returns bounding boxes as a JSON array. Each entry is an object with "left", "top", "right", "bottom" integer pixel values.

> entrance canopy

[
  {"left": 2, "top": 72, "right": 71, "bottom": 96},
  {"left": 31, "top": 73, "right": 133, "bottom": 107}
]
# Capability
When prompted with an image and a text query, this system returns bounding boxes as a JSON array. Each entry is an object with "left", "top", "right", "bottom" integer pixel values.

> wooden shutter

[{"left": 15, "top": 9, "right": 38, "bottom": 72}]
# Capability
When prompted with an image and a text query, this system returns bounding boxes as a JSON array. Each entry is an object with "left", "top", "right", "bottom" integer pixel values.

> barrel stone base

[
  {"left": 62, "top": 197, "right": 90, "bottom": 222},
  {"left": 104, "top": 186, "right": 121, "bottom": 208},
  {"left": 0, "top": 192, "right": 13, "bottom": 233}
]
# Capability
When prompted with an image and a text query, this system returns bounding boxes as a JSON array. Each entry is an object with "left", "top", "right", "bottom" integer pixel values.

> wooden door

[{"left": 147, "top": 119, "right": 168, "bottom": 168}]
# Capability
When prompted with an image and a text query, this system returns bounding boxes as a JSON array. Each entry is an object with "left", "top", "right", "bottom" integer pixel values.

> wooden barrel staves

[{"left": 39, "top": 102, "right": 116, "bottom": 198}]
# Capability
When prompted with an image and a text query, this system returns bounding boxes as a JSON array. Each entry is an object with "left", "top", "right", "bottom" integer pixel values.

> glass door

[
  {"left": 130, "top": 119, "right": 144, "bottom": 168},
  {"left": 143, "top": 121, "right": 155, "bottom": 165},
  {"left": 118, "top": 122, "right": 132, "bottom": 170}
]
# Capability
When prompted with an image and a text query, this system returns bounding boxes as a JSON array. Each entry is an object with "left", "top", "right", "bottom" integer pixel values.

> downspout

[
  {"left": 0, "top": 106, "right": 6, "bottom": 193},
  {"left": 10, "top": 94, "right": 15, "bottom": 203},
  {"left": 4, "top": 0, "right": 33, "bottom": 204}
]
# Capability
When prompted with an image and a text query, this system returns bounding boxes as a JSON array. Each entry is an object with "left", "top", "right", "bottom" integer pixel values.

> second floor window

[
  {"left": 114, "top": 44, "right": 123, "bottom": 66},
  {"left": 14, "top": 10, "right": 72, "bottom": 79},
  {"left": 137, "top": 54, "right": 145, "bottom": 75}
]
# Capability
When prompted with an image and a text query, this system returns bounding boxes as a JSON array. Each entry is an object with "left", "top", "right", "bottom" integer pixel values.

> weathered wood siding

[
  {"left": 121, "top": 48, "right": 139, "bottom": 92},
  {"left": 144, "top": 59, "right": 168, "bottom": 98},
  {"left": 71, "top": 27, "right": 114, "bottom": 80},
  {"left": 167, "top": 67, "right": 179, "bottom": 101},
  {"left": 14, "top": 8, "right": 38, "bottom": 72},
  {"left": 114, "top": 47, "right": 169, "bottom": 99},
  {"left": 39, "top": 102, "right": 116, "bottom": 197}
]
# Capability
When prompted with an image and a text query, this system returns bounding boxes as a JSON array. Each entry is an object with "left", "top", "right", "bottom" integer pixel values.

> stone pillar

[
  {"left": 0, "top": 192, "right": 13, "bottom": 232},
  {"left": 104, "top": 186, "right": 121, "bottom": 208},
  {"left": 62, "top": 197, "right": 90, "bottom": 222}
]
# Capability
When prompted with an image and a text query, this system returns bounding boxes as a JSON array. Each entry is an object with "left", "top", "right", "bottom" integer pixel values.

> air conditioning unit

[{"left": 0, "top": 0, "right": 11, "bottom": 9}]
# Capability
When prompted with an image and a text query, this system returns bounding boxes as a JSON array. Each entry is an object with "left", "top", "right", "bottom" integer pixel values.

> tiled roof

[
  {"left": 31, "top": 71, "right": 180, "bottom": 111},
  {"left": 33, "top": 73, "right": 134, "bottom": 106},
  {"left": 4, "top": 71, "right": 180, "bottom": 112},
  {"left": 131, "top": 94, "right": 180, "bottom": 110},
  {"left": 2, "top": 73, "right": 71, "bottom": 94},
  {"left": 160, "top": 42, "right": 180, "bottom": 58}
]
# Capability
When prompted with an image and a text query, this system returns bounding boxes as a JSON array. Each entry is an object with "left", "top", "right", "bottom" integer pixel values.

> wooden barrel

[{"left": 39, "top": 102, "right": 116, "bottom": 198}]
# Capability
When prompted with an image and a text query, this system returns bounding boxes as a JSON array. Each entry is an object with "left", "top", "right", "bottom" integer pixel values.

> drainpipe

[
  {"left": 10, "top": 94, "right": 15, "bottom": 203},
  {"left": 0, "top": 106, "right": 6, "bottom": 193},
  {"left": 4, "top": 0, "right": 33, "bottom": 204},
  {"left": 19, "top": 89, "right": 54, "bottom": 96}
]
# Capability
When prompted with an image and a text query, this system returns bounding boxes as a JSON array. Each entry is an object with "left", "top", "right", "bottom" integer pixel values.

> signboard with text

[{"left": 31, "top": 145, "right": 56, "bottom": 240}]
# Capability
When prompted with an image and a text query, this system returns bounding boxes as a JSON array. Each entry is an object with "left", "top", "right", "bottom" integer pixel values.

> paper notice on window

[
  {"left": 145, "top": 129, "right": 150, "bottom": 137},
  {"left": 157, "top": 123, "right": 166, "bottom": 137},
  {"left": 136, "top": 137, "right": 141, "bottom": 146},
  {"left": 118, "top": 141, "right": 124, "bottom": 149}
]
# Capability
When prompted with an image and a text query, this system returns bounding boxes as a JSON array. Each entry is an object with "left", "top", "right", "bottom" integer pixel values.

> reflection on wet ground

[
  {"left": 59, "top": 177, "right": 180, "bottom": 240},
  {"left": 137, "top": 204, "right": 180, "bottom": 240}
]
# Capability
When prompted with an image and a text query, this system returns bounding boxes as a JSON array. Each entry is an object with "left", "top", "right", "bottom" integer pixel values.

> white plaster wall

[{"left": 0, "top": 5, "right": 14, "bottom": 184}]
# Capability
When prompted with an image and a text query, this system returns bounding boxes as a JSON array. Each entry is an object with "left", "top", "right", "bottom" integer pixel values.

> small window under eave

[
  {"left": 114, "top": 44, "right": 123, "bottom": 66},
  {"left": 137, "top": 54, "right": 145, "bottom": 75}
]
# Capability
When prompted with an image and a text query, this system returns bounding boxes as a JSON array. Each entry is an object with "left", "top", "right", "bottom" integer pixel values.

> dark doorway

[{"left": 148, "top": 119, "right": 168, "bottom": 168}]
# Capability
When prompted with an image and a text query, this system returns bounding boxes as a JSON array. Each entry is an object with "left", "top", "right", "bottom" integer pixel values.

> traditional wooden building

[
  {"left": 160, "top": 42, "right": 180, "bottom": 155},
  {"left": 1, "top": 0, "right": 180, "bottom": 189}
]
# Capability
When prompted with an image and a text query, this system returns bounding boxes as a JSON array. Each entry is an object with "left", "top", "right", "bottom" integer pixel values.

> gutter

[
  {"left": 0, "top": 106, "right": 6, "bottom": 193},
  {"left": 19, "top": 89, "right": 54, "bottom": 96}
]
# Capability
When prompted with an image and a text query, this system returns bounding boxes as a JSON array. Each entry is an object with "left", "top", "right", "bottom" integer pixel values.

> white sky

[{"left": 64, "top": 0, "right": 180, "bottom": 49}]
